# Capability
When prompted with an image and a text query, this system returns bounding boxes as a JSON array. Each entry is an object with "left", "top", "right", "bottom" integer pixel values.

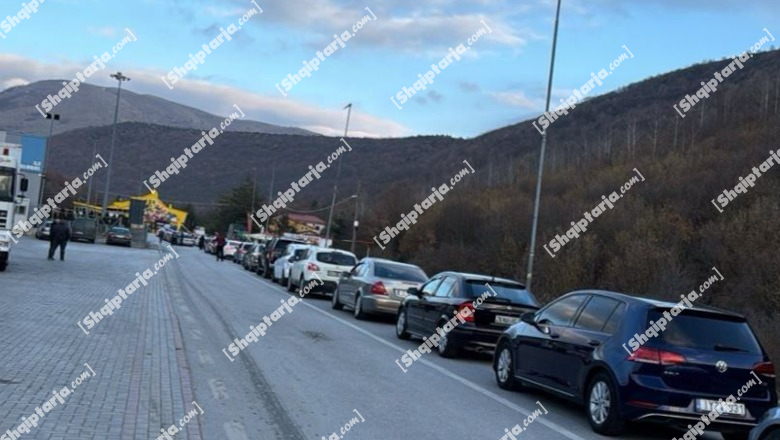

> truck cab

[{"left": 0, "top": 145, "right": 30, "bottom": 272}]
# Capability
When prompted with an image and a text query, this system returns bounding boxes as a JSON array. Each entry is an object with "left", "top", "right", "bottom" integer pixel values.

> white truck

[{"left": 0, "top": 144, "right": 30, "bottom": 272}]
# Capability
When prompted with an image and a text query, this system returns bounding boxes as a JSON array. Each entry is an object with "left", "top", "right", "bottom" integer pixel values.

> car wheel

[
  {"left": 758, "top": 428, "right": 780, "bottom": 440},
  {"left": 297, "top": 277, "right": 305, "bottom": 296},
  {"left": 262, "top": 264, "right": 271, "bottom": 278},
  {"left": 287, "top": 276, "right": 294, "bottom": 292},
  {"left": 586, "top": 372, "right": 625, "bottom": 436},
  {"left": 722, "top": 433, "right": 750, "bottom": 440},
  {"left": 332, "top": 286, "right": 344, "bottom": 310},
  {"left": 0, "top": 262, "right": 6, "bottom": 272},
  {"left": 353, "top": 293, "right": 367, "bottom": 320},
  {"left": 280, "top": 272, "right": 287, "bottom": 287},
  {"left": 494, "top": 341, "right": 523, "bottom": 390},
  {"left": 436, "top": 321, "right": 459, "bottom": 358},
  {"left": 395, "top": 308, "right": 411, "bottom": 339}
]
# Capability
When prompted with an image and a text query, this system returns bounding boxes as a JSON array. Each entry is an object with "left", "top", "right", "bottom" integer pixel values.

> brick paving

[{"left": 0, "top": 237, "right": 202, "bottom": 440}]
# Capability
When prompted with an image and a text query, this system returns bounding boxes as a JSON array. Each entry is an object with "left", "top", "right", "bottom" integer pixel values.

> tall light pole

[
  {"left": 39, "top": 112, "right": 60, "bottom": 206},
  {"left": 525, "top": 0, "right": 562, "bottom": 291},
  {"left": 250, "top": 167, "right": 257, "bottom": 232},
  {"left": 86, "top": 136, "right": 97, "bottom": 205},
  {"left": 351, "top": 181, "right": 360, "bottom": 254},
  {"left": 264, "top": 144, "right": 279, "bottom": 233},
  {"left": 325, "top": 103, "right": 351, "bottom": 247},
  {"left": 101, "top": 72, "right": 130, "bottom": 217}
]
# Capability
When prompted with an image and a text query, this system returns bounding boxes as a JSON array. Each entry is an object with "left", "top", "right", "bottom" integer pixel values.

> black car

[
  {"left": 395, "top": 272, "right": 539, "bottom": 357},
  {"left": 258, "top": 237, "right": 305, "bottom": 278},
  {"left": 106, "top": 227, "right": 132, "bottom": 247},
  {"left": 493, "top": 290, "right": 776, "bottom": 439}
]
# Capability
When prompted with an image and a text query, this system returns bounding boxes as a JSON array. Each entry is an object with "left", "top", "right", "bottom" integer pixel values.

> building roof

[{"left": 287, "top": 213, "right": 326, "bottom": 225}]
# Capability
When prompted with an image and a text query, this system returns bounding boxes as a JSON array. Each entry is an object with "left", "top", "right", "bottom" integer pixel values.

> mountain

[{"left": 0, "top": 80, "right": 315, "bottom": 136}]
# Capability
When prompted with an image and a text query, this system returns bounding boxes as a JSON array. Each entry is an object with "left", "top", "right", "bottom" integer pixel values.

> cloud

[
  {"left": 87, "top": 27, "right": 116, "bottom": 37},
  {"left": 1, "top": 78, "right": 30, "bottom": 90},
  {"left": 459, "top": 81, "right": 480, "bottom": 92},
  {"left": 488, "top": 90, "right": 541, "bottom": 109},
  {"left": 428, "top": 90, "right": 443, "bottom": 103}
]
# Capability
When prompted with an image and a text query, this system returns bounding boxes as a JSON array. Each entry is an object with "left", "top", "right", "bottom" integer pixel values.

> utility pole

[
  {"left": 86, "top": 137, "right": 97, "bottom": 205},
  {"left": 325, "top": 103, "right": 352, "bottom": 247},
  {"left": 101, "top": 72, "right": 130, "bottom": 217},
  {"left": 250, "top": 167, "right": 256, "bottom": 233},
  {"left": 525, "top": 0, "right": 562, "bottom": 291},
  {"left": 264, "top": 144, "right": 279, "bottom": 233}
]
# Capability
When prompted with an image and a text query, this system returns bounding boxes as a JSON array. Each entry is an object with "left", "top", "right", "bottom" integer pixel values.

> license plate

[
  {"left": 394, "top": 289, "right": 408, "bottom": 297},
  {"left": 495, "top": 315, "right": 521, "bottom": 325},
  {"left": 695, "top": 399, "right": 745, "bottom": 416},
  {"left": 327, "top": 271, "right": 341, "bottom": 277}
]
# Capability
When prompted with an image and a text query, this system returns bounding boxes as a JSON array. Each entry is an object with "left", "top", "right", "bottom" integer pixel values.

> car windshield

[
  {"left": 465, "top": 281, "right": 538, "bottom": 306},
  {"left": 111, "top": 228, "right": 130, "bottom": 233},
  {"left": 275, "top": 240, "right": 303, "bottom": 250},
  {"left": 242, "top": 243, "right": 254, "bottom": 250},
  {"left": 227, "top": 241, "right": 241, "bottom": 246},
  {"left": 647, "top": 309, "right": 762, "bottom": 354},
  {"left": 0, "top": 171, "right": 13, "bottom": 203},
  {"left": 316, "top": 252, "right": 356, "bottom": 266},
  {"left": 374, "top": 262, "right": 428, "bottom": 282}
]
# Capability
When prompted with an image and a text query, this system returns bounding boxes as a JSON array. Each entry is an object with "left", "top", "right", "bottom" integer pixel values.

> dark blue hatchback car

[{"left": 493, "top": 290, "right": 776, "bottom": 439}]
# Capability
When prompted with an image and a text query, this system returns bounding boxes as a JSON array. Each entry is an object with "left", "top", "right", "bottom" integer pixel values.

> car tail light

[
  {"left": 457, "top": 303, "right": 475, "bottom": 322},
  {"left": 628, "top": 347, "right": 686, "bottom": 365},
  {"left": 753, "top": 362, "right": 775, "bottom": 378},
  {"left": 370, "top": 281, "right": 387, "bottom": 295},
  {"left": 306, "top": 262, "right": 320, "bottom": 272}
]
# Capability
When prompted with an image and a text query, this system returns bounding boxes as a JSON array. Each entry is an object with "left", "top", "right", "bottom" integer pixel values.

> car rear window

[
  {"left": 374, "top": 263, "right": 427, "bottom": 282},
  {"left": 242, "top": 243, "right": 253, "bottom": 250},
  {"left": 465, "top": 281, "right": 538, "bottom": 306},
  {"left": 316, "top": 252, "right": 356, "bottom": 266},
  {"left": 647, "top": 309, "right": 762, "bottom": 354},
  {"left": 274, "top": 240, "right": 302, "bottom": 250},
  {"left": 112, "top": 228, "right": 130, "bottom": 233}
]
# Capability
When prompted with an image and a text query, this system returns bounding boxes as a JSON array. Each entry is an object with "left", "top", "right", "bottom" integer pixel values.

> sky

[{"left": 0, "top": 0, "right": 778, "bottom": 138}]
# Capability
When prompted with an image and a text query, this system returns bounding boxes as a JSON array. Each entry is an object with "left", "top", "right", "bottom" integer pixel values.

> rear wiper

[{"left": 713, "top": 344, "right": 749, "bottom": 353}]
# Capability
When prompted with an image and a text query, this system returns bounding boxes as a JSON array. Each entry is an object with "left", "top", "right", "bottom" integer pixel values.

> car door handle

[{"left": 588, "top": 340, "right": 601, "bottom": 347}]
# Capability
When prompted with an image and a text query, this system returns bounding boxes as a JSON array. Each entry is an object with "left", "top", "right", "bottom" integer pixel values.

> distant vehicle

[
  {"left": 333, "top": 258, "right": 428, "bottom": 320},
  {"left": 180, "top": 233, "right": 196, "bottom": 247},
  {"left": 0, "top": 145, "right": 29, "bottom": 272},
  {"left": 492, "top": 290, "right": 776, "bottom": 438},
  {"left": 233, "top": 242, "right": 255, "bottom": 264},
  {"left": 288, "top": 247, "right": 357, "bottom": 296},
  {"left": 243, "top": 243, "right": 265, "bottom": 272},
  {"left": 204, "top": 236, "right": 216, "bottom": 254},
  {"left": 260, "top": 237, "right": 306, "bottom": 278},
  {"left": 750, "top": 406, "right": 780, "bottom": 440},
  {"left": 106, "top": 226, "right": 132, "bottom": 247},
  {"left": 70, "top": 218, "right": 97, "bottom": 243},
  {"left": 223, "top": 240, "right": 241, "bottom": 260},
  {"left": 396, "top": 272, "right": 538, "bottom": 357},
  {"left": 273, "top": 243, "right": 310, "bottom": 285},
  {"left": 35, "top": 220, "right": 53, "bottom": 240}
]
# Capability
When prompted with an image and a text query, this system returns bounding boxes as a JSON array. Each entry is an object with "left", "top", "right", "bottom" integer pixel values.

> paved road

[{"left": 0, "top": 237, "right": 720, "bottom": 439}]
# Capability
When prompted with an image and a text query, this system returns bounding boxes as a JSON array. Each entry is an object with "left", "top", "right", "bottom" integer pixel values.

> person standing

[
  {"left": 215, "top": 232, "right": 226, "bottom": 262},
  {"left": 48, "top": 218, "right": 71, "bottom": 261},
  {"left": 198, "top": 235, "right": 205, "bottom": 250}
]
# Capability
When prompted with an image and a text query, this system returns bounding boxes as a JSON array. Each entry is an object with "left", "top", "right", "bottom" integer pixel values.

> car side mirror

[
  {"left": 521, "top": 312, "right": 536, "bottom": 325},
  {"left": 341, "top": 271, "right": 351, "bottom": 278},
  {"left": 407, "top": 287, "right": 420, "bottom": 296}
]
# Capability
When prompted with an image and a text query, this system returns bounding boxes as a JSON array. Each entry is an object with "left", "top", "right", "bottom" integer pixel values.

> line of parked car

[{"left": 202, "top": 234, "right": 779, "bottom": 439}]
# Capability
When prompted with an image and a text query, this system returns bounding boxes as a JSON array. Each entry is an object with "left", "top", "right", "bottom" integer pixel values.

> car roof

[
  {"left": 361, "top": 258, "right": 423, "bottom": 268},
  {"left": 433, "top": 271, "right": 525, "bottom": 287},
  {"left": 562, "top": 290, "right": 745, "bottom": 319},
  {"left": 310, "top": 246, "right": 354, "bottom": 255}
]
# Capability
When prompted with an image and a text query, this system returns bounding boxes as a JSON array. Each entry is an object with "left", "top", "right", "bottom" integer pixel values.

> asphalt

[{"left": 0, "top": 236, "right": 722, "bottom": 439}]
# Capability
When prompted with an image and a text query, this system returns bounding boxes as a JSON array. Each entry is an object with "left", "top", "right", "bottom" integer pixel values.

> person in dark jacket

[
  {"left": 198, "top": 235, "right": 205, "bottom": 250},
  {"left": 215, "top": 232, "right": 226, "bottom": 262},
  {"left": 48, "top": 218, "right": 71, "bottom": 261}
]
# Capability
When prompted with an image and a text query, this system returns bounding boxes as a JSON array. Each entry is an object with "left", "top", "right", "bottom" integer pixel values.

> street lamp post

[
  {"left": 325, "top": 103, "right": 352, "bottom": 247},
  {"left": 86, "top": 136, "right": 97, "bottom": 205},
  {"left": 351, "top": 181, "right": 360, "bottom": 254},
  {"left": 39, "top": 113, "right": 60, "bottom": 206},
  {"left": 101, "top": 72, "right": 130, "bottom": 217},
  {"left": 264, "top": 144, "right": 279, "bottom": 233},
  {"left": 525, "top": 0, "right": 562, "bottom": 291}
]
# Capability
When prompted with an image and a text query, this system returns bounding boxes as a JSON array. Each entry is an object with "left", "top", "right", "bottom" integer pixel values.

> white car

[
  {"left": 288, "top": 247, "right": 357, "bottom": 295},
  {"left": 224, "top": 240, "right": 242, "bottom": 259},
  {"left": 272, "top": 243, "right": 310, "bottom": 285}
]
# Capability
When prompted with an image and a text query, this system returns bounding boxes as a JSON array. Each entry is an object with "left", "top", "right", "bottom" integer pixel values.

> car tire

[
  {"left": 395, "top": 308, "right": 411, "bottom": 339},
  {"left": 0, "top": 262, "right": 6, "bottom": 272},
  {"left": 280, "top": 272, "right": 287, "bottom": 287},
  {"left": 332, "top": 286, "right": 344, "bottom": 310},
  {"left": 262, "top": 264, "right": 271, "bottom": 279},
  {"left": 436, "top": 320, "right": 459, "bottom": 358},
  {"left": 586, "top": 372, "right": 625, "bottom": 436},
  {"left": 758, "top": 428, "right": 780, "bottom": 440},
  {"left": 353, "top": 293, "right": 367, "bottom": 320},
  {"left": 297, "top": 277, "right": 306, "bottom": 297},
  {"left": 494, "top": 341, "right": 526, "bottom": 390},
  {"left": 287, "top": 276, "right": 294, "bottom": 292}
]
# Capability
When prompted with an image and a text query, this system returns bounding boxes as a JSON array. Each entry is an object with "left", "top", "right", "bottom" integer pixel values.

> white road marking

[
  {"left": 224, "top": 421, "right": 250, "bottom": 440},
  {"left": 231, "top": 267, "right": 586, "bottom": 440},
  {"left": 208, "top": 379, "right": 228, "bottom": 400}
]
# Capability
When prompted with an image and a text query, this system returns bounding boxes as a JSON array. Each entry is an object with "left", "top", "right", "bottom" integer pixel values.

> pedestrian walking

[
  {"left": 198, "top": 235, "right": 205, "bottom": 250},
  {"left": 215, "top": 232, "right": 226, "bottom": 262},
  {"left": 48, "top": 218, "right": 70, "bottom": 261}
]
